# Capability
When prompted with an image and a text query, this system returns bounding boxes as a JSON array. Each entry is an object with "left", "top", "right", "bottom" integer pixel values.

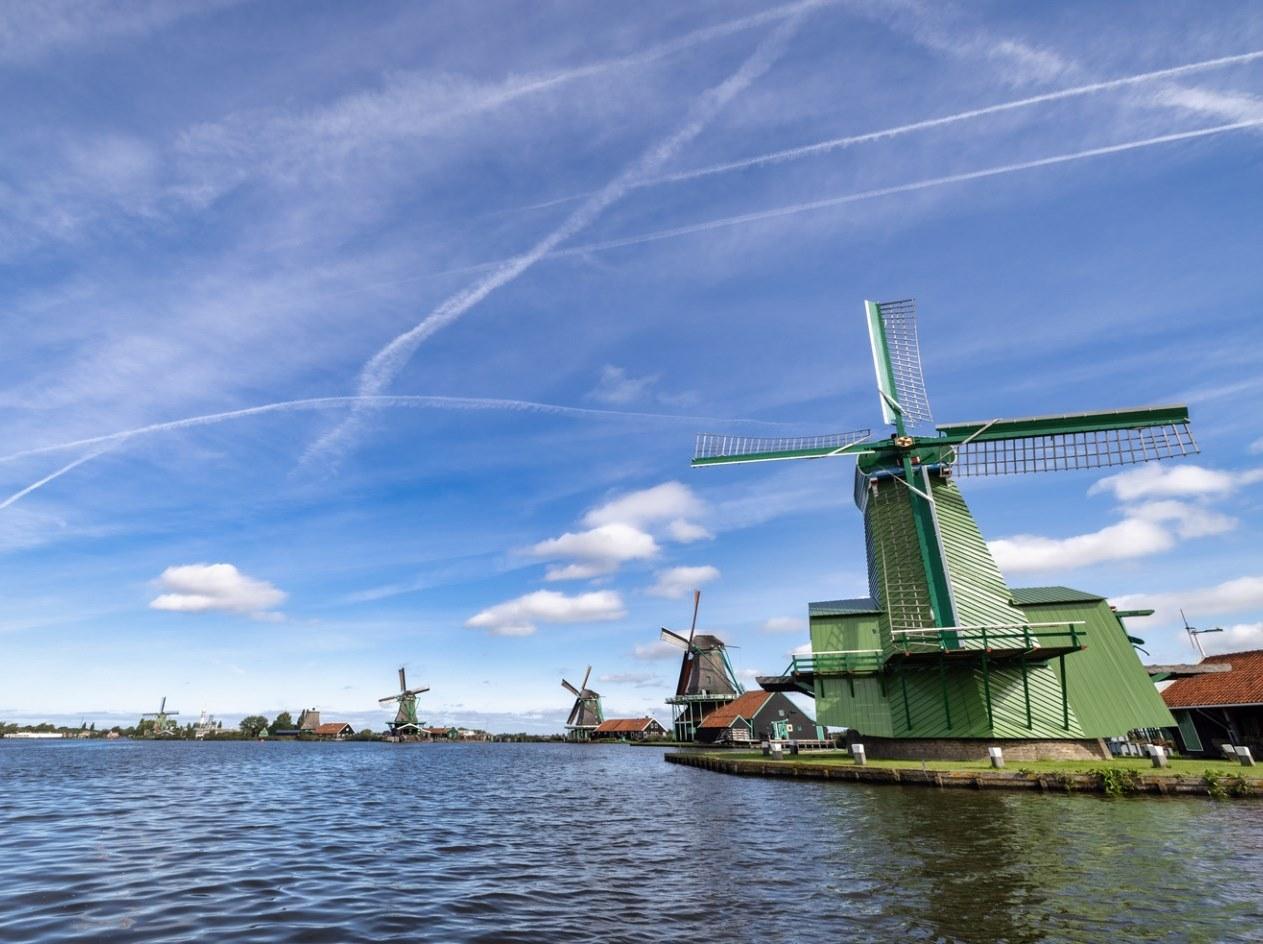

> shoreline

[{"left": 665, "top": 751, "right": 1263, "bottom": 798}]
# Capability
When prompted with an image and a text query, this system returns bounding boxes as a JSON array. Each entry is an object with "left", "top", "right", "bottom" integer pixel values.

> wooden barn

[
  {"left": 1162, "top": 649, "right": 1263, "bottom": 757},
  {"left": 695, "top": 691, "right": 819, "bottom": 745},
  {"left": 313, "top": 722, "right": 355, "bottom": 739},
  {"left": 591, "top": 717, "right": 668, "bottom": 741}
]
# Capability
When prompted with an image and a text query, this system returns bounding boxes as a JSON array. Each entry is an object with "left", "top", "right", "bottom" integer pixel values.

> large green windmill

[{"left": 693, "top": 299, "right": 1196, "bottom": 759}]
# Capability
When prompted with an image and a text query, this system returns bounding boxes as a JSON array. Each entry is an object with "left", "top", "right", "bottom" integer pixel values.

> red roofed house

[
  {"left": 313, "top": 722, "right": 355, "bottom": 739},
  {"left": 591, "top": 717, "right": 667, "bottom": 741},
  {"left": 695, "top": 690, "right": 819, "bottom": 746},
  {"left": 1162, "top": 649, "right": 1263, "bottom": 757}
]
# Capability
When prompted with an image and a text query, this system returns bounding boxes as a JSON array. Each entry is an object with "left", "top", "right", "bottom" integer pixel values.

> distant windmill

[
  {"left": 140, "top": 696, "right": 179, "bottom": 737},
  {"left": 561, "top": 666, "right": 603, "bottom": 741},
  {"left": 1181, "top": 610, "right": 1223, "bottom": 660},
  {"left": 659, "top": 590, "right": 743, "bottom": 741},
  {"left": 380, "top": 666, "right": 429, "bottom": 738}
]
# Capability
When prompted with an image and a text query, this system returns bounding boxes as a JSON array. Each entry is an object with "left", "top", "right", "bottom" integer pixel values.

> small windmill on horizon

[
  {"left": 561, "top": 666, "right": 603, "bottom": 741},
  {"left": 659, "top": 590, "right": 743, "bottom": 741},
  {"left": 380, "top": 666, "right": 429, "bottom": 739},
  {"left": 140, "top": 696, "right": 179, "bottom": 737}
]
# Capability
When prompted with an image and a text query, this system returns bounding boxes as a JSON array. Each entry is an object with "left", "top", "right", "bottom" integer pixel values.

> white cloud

[
  {"left": 1251, "top": 437, "right": 1263, "bottom": 455},
  {"left": 647, "top": 564, "right": 719, "bottom": 599},
  {"left": 598, "top": 671, "right": 658, "bottom": 687},
  {"left": 149, "top": 563, "right": 286, "bottom": 619},
  {"left": 527, "top": 523, "right": 658, "bottom": 581},
  {"left": 587, "top": 365, "right": 659, "bottom": 405},
  {"left": 1129, "top": 500, "right": 1237, "bottom": 539},
  {"left": 990, "top": 518, "right": 1175, "bottom": 573},
  {"left": 1221, "top": 623, "right": 1263, "bottom": 650},
  {"left": 583, "top": 481, "right": 704, "bottom": 529},
  {"left": 633, "top": 641, "right": 681, "bottom": 661},
  {"left": 1089, "top": 463, "right": 1263, "bottom": 501},
  {"left": 666, "top": 518, "right": 712, "bottom": 543},
  {"left": 763, "top": 616, "right": 806, "bottom": 634},
  {"left": 789, "top": 641, "right": 812, "bottom": 657},
  {"left": 466, "top": 589, "right": 624, "bottom": 637},
  {"left": 1113, "top": 575, "right": 1263, "bottom": 621}
]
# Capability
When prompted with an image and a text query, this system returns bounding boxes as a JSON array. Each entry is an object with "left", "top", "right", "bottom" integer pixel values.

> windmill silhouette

[
  {"left": 658, "top": 590, "right": 743, "bottom": 741},
  {"left": 693, "top": 298, "right": 1193, "bottom": 750},
  {"left": 140, "top": 696, "right": 179, "bottom": 737},
  {"left": 561, "top": 666, "right": 603, "bottom": 741},
  {"left": 379, "top": 666, "right": 429, "bottom": 738}
]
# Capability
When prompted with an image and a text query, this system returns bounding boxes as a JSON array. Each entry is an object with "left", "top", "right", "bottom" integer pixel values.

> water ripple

[{"left": 2, "top": 741, "right": 1261, "bottom": 943}]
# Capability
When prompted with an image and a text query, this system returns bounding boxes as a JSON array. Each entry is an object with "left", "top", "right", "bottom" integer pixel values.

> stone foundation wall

[{"left": 847, "top": 733, "right": 1110, "bottom": 762}]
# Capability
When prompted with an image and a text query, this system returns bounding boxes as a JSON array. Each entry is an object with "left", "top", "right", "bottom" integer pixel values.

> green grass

[{"left": 712, "top": 752, "right": 1263, "bottom": 779}]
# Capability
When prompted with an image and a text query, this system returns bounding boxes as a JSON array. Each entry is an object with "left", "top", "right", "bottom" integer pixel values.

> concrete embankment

[{"left": 665, "top": 752, "right": 1263, "bottom": 798}]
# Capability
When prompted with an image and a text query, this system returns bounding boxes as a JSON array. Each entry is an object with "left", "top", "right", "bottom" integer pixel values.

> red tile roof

[
  {"left": 1162, "top": 650, "right": 1263, "bottom": 708},
  {"left": 594, "top": 717, "right": 660, "bottom": 733},
  {"left": 698, "top": 691, "right": 772, "bottom": 729},
  {"left": 313, "top": 722, "right": 353, "bottom": 735}
]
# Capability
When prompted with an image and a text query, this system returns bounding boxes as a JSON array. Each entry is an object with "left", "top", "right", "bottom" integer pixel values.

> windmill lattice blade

[
  {"left": 398, "top": 667, "right": 407, "bottom": 691},
  {"left": 581, "top": 665, "right": 591, "bottom": 691},
  {"left": 942, "top": 410, "right": 1197, "bottom": 477},
  {"left": 659, "top": 628, "right": 690, "bottom": 650},
  {"left": 561, "top": 679, "right": 581, "bottom": 697},
  {"left": 867, "top": 298, "right": 933, "bottom": 428},
  {"left": 693, "top": 429, "right": 871, "bottom": 465}
]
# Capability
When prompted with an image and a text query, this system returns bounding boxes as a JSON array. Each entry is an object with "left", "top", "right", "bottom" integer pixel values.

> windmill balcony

[
  {"left": 792, "top": 650, "right": 886, "bottom": 676},
  {"left": 887, "top": 621, "right": 1087, "bottom": 663}
]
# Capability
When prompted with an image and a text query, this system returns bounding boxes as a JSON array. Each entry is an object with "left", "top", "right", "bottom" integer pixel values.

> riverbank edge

[{"left": 664, "top": 752, "right": 1263, "bottom": 798}]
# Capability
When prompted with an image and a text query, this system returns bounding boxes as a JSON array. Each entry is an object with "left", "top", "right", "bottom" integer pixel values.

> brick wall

[{"left": 848, "top": 733, "right": 1111, "bottom": 762}]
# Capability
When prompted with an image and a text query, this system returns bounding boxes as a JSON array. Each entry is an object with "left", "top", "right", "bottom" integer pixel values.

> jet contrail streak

[
  {"left": 303, "top": 8, "right": 815, "bottom": 465},
  {"left": 0, "top": 394, "right": 786, "bottom": 465},
  {"left": 518, "top": 48, "right": 1263, "bottom": 212},
  {"left": 547, "top": 119, "right": 1263, "bottom": 257},
  {"left": 0, "top": 445, "right": 121, "bottom": 510}
]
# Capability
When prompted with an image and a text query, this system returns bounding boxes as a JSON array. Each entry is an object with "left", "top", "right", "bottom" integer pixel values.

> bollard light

[{"left": 988, "top": 746, "right": 1005, "bottom": 769}]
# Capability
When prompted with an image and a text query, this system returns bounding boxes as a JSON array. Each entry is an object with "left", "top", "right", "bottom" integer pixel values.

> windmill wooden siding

[{"left": 811, "top": 588, "right": 1173, "bottom": 741}]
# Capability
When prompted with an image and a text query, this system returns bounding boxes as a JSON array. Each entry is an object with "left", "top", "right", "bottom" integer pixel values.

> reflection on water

[{"left": 1, "top": 740, "right": 1259, "bottom": 943}]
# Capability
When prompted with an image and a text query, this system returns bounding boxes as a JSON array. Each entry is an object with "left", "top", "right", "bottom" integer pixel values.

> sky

[{"left": 2, "top": 0, "right": 1261, "bottom": 733}]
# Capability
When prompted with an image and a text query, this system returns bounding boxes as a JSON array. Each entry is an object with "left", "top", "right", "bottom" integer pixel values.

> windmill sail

[
  {"left": 693, "top": 429, "right": 872, "bottom": 465},
  {"left": 867, "top": 298, "right": 932, "bottom": 428},
  {"left": 938, "top": 405, "right": 1196, "bottom": 476}
]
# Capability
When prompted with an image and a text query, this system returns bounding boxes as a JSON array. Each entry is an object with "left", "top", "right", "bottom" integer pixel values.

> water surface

[{"left": 1, "top": 740, "right": 1259, "bottom": 943}]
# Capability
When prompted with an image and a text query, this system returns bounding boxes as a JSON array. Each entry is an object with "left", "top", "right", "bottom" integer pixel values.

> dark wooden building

[
  {"left": 695, "top": 691, "right": 819, "bottom": 745},
  {"left": 1163, "top": 649, "right": 1263, "bottom": 757}
]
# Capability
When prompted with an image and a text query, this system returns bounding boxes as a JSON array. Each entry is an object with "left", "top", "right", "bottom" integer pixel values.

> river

[{"left": 1, "top": 740, "right": 1259, "bottom": 943}]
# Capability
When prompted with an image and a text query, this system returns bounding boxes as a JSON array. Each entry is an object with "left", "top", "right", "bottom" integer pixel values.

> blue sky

[{"left": 2, "top": 0, "right": 1261, "bottom": 732}]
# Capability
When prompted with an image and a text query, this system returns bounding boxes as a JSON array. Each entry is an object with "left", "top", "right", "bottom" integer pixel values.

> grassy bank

[
  {"left": 666, "top": 751, "right": 1263, "bottom": 798},
  {"left": 719, "top": 752, "right": 1263, "bottom": 779}
]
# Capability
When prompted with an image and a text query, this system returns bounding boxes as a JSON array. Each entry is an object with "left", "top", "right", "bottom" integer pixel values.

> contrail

[
  {"left": 544, "top": 118, "right": 1263, "bottom": 257},
  {"left": 303, "top": 8, "right": 815, "bottom": 465},
  {"left": 0, "top": 445, "right": 120, "bottom": 510},
  {"left": 0, "top": 394, "right": 787, "bottom": 467},
  {"left": 517, "top": 48, "right": 1263, "bottom": 212}
]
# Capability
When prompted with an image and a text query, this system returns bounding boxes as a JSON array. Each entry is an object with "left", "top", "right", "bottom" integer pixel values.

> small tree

[
  {"left": 269, "top": 711, "right": 294, "bottom": 734},
  {"left": 239, "top": 715, "right": 269, "bottom": 738}
]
